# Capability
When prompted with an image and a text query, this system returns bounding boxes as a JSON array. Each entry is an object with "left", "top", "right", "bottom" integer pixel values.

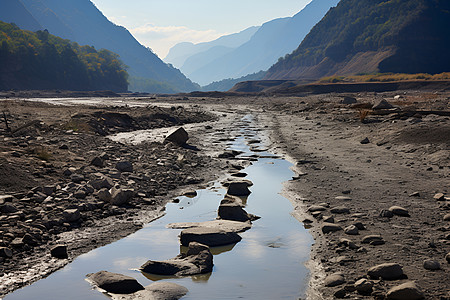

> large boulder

[
  {"left": 386, "top": 281, "right": 425, "bottom": 300},
  {"left": 218, "top": 202, "right": 256, "bottom": 222},
  {"left": 180, "top": 227, "right": 241, "bottom": 247},
  {"left": 165, "top": 127, "right": 189, "bottom": 146},
  {"left": 368, "top": 263, "right": 404, "bottom": 280},
  {"left": 140, "top": 242, "right": 213, "bottom": 276},
  {"left": 87, "top": 271, "right": 144, "bottom": 294},
  {"left": 227, "top": 181, "right": 252, "bottom": 196}
]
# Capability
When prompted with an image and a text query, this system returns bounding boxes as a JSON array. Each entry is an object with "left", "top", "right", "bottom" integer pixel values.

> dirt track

[{"left": 0, "top": 90, "right": 449, "bottom": 299}]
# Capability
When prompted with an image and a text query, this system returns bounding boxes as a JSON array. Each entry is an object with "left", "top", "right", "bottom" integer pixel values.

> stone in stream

[
  {"left": 226, "top": 181, "right": 252, "bottom": 196},
  {"left": 324, "top": 273, "right": 345, "bottom": 287},
  {"left": 385, "top": 281, "right": 425, "bottom": 300},
  {"left": 115, "top": 161, "right": 133, "bottom": 173},
  {"left": 111, "top": 282, "right": 188, "bottom": 300},
  {"left": 165, "top": 127, "right": 189, "bottom": 146},
  {"left": 140, "top": 242, "right": 213, "bottom": 276},
  {"left": 368, "top": 263, "right": 404, "bottom": 280},
  {"left": 87, "top": 271, "right": 144, "bottom": 294},
  {"left": 321, "top": 223, "right": 342, "bottom": 234},
  {"left": 389, "top": 206, "right": 410, "bottom": 217},
  {"left": 50, "top": 245, "right": 68, "bottom": 259},
  {"left": 218, "top": 202, "right": 258, "bottom": 222},
  {"left": 167, "top": 220, "right": 251, "bottom": 233},
  {"left": 423, "top": 259, "right": 440, "bottom": 270},
  {"left": 180, "top": 227, "right": 241, "bottom": 247}
]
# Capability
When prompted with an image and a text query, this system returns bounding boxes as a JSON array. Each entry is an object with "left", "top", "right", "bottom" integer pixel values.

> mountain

[
  {"left": 1, "top": 0, "right": 198, "bottom": 93},
  {"left": 0, "top": 21, "right": 128, "bottom": 91},
  {"left": 266, "top": 0, "right": 450, "bottom": 80},
  {"left": 201, "top": 71, "right": 266, "bottom": 92},
  {"left": 181, "top": 0, "right": 339, "bottom": 86},
  {"left": 0, "top": 0, "right": 42, "bottom": 32},
  {"left": 164, "top": 26, "right": 260, "bottom": 69}
]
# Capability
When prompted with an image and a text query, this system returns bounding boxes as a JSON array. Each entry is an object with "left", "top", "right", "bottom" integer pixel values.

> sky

[{"left": 90, "top": 0, "right": 313, "bottom": 59}]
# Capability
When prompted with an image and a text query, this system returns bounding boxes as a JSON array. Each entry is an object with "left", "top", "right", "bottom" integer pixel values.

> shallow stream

[{"left": 5, "top": 115, "right": 313, "bottom": 300}]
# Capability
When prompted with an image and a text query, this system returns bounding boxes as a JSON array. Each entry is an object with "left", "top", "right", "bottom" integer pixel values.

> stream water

[{"left": 4, "top": 116, "right": 313, "bottom": 300}]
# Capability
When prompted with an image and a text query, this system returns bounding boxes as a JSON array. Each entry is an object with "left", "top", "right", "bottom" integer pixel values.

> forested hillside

[
  {"left": 0, "top": 21, "right": 128, "bottom": 91},
  {"left": 266, "top": 0, "right": 450, "bottom": 79}
]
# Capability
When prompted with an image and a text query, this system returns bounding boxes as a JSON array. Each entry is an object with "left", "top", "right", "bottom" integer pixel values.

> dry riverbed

[{"left": 0, "top": 89, "right": 449, "bottom": 299}]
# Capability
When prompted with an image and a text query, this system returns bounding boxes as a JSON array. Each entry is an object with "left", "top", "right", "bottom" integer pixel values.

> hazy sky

[{"left": 90, "top": 0, "right": 312, "bottom": 59}]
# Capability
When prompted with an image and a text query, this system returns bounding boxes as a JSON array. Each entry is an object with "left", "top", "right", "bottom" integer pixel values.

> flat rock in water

[
  {"left": 218, "top": 202, "right": 255, "bottom": 222},
  {"left": 386, "top": 281, "right": 425, "bottom": 300},
  {"left": 87, "top": 271, "right": 144, "bottom": 294},
  {"left": 324, "top": 273, "right": 345, "bottom": 287},
  {"left": 321, "top": 223, "right": 342, "bottom": 234},
  {"left": 111, "top": 282, "right": 188, "bottom": 300},
  {"left": 389, "top": 206, "right": 410, "bottom": 217},
  {"left": 140, "top": 242, "right": 213, "bottom": 276},
  {"left": 227, "top": 181, "right": 252, "bottom": 196},
  {"left": 180, "top": 227, "right": 242, "bottom": 247},
  {"left": 165, "top": 127, "right": 189, "bottom": 146},
  {"left": 368, "top": 263, "right": 404, "bottom": 280},
  {"left": 167, "top": 220, "right": 251, "bottom": 233}
]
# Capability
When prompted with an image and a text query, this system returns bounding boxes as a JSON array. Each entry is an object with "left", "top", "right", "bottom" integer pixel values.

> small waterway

[{"left": 5, "top": 115, "right": 313, "bottom": 300}]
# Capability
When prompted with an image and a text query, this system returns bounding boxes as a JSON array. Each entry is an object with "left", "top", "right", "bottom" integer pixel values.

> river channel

[{"left": 5, "top": 115, "right": 313, "bottom": 300}]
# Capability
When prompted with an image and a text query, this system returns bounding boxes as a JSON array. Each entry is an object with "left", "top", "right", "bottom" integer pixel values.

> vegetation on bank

[
  {"left": 319, "top": 72, "right": 450, "bottom": 83},
  {"left": 0, "top": 21, "right": 128, "bottom": 92}
]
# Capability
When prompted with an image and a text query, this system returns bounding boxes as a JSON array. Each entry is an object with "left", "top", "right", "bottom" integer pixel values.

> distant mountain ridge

[
  {"left": 266, "top": 0, "right": 450, "bottom": 80},
  {"left": 0, "top": 0, "right": 198, "bottom": 93},
  {"left": 175, "top": 0, "right": 339, "bottom": 86}
]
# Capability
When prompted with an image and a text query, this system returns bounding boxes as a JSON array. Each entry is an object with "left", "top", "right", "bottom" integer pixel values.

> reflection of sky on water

[{"left": 5, "top": 116, "right": 313, "bottom": 300}]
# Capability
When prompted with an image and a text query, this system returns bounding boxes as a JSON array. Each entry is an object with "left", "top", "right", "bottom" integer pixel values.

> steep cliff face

[{"left": 266, "top": 0, "right": 450, "bottom": 80}]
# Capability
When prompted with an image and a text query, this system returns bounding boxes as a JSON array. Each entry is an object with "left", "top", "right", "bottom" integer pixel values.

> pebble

[
  {"left": 330, "top": 206, "right": 350, "bottom": 214},
  {"left": 344, "top": 225, "right": 359, "bottom": 235},
  {"left": 444, "top": 214, "right": 450, "bottom": 221},
  {"left": 423, "top": 259, "right": 440, "bottom": 270},
  {"left": 335, "top": 196, "right": 352, "bottom": 201},
  {"left": 321, "top": 223, "right": 342, "bottom": 234},
  {"left": 360, "top": 137, "right": 370, "bottom": 144},
  {"left": 354, "top": 278, "right": 373, "bottom": 295},
  {"left": 385, "top": 281, "right": 424, "bottom": 300},
  {"left": 388, "top": 206, "right": 410, "bottom": 217},
  {"left": 433, "top": 193, "right": 445, "bottom": 201},
  {"left": 368, "top": 263, "right": 404, "bottom": 280},
  {"left": 324, "top": 273, "right": 345, "bottom": 287}
]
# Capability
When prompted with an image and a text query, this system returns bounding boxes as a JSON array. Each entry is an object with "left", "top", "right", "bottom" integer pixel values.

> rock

[
  {"left": 344, "top": 225, "right": 359, "bottom": 235},
  {"left": 218, "top": 202, "right": 255, "bottom": 222},
  {"left": 0, "top": 195, "right": 14, "bottom": 204},
  {"left": 362, "top": 235, "right": 384, "bottom": 245},
  {"left": 165, "top": 127, "right": 189, "bottom": 146},
  {"left": 368, "top": 263, "right": 404, "bottom": 280},
  {"left": 330, "top": 206, "right": 350, "bottom": 214},
  {"left": 409, "top": 192, "right": 420, "bottom": 197},
  {"left": 116, "top": 161, "right": 133, "bottom": 173},
  {"left": 433, "top": 193, "right": 445, "bottom": 201},
  {"left": 22, "top": 233, "right": 38, "bottom": 246},
  {"left": 423, "top": 259, "right": 440, "bottom": 270},
  {"left": 339, "top": 238, "right": 358, "bottom": 250},
  {"left": 373, "top": 99, "right": 394, "bottom": 110},
  {"left": 227, "top": 182, "right": 252, "bottom": 196},
  {"left": 308, "top": 205, "right": 327, "bottom": 212},
  {"left": 183, "top": 190, "right": 197, "bottom": 197},
  {"left": 90, "top": 178, "right": 114, "bottom": 190},
  {"left": 42, "top": 185, "right": 56, "bottom": 196},
  {"left": 444, "top": 214, "right": 450, "bottom": 221},
  {"left": 180, "top": 227, "right": 241, "bottom": 247},
  {"left": 97, "top": 188, "right": 112, "bottom": 202},
  {"left": 380, "top": 209, "right": 394, "bottom": 218},
  {"left": 0, "top": 247, "right": 13, "bottom": 258},
  {"left": 111, "top": 282, "right": 188, "bottom": 300},
  {"left": 63, "top": 209, "right": 81, "bottom": 222},
  {"left": 91, "top": 156, "right": 105, "bottom": 167},
  {"left": 87, "top": 271, "right": 144, "bottom": 294},
  {"left": 335, "top": 196, "right": 352, "bottom": 201},
  {"left": 321, "top": 223, "right": 342, "bottom": 234},
  {"left": 389, "top": 206, "right": 410, "bottom": 217},
  {"left": 71, "top": 174, "right": 85, "bottom": 183},
  {"left": 322, "top": 216, "right": 335, "bottom": 223},
  {"left": 446, "top": 253, "right": 450, "bottom": 263},
  {"left": 167, "top": 220, "right": 251, "bottom": 233},
  {"left": 51, "top": 245, "right": 68, "bottom": 259},
  {"left": 334, "top": 289, "right": 347, "bottom": 298},
  {"left": 141, "top": 242, "right": 213, "bottom": 276},
  {"left": 1, "top": 204, "right": 18, "bottom": 213},
  {"left": 360, "top": 137, "right": 370, "bottom": 144},
  {"left": 110, "top": 189, "right": 134, "bottom": 206},
  {"left": 354, "top": 278, "right": 373, "bottom": 295},
  {"left": 324, "top": 273, "right": 345, "bottom": 287},
  {"left": 386, "top": 281, "right": 424, "bottom": 300},
  {"left": 342, "top": 96, "right": 357, "bottom": 104}
]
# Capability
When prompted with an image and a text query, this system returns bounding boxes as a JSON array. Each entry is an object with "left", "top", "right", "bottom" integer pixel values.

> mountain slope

[
  {"left": 266, "top": 0, "right": 450, "bottom": 80},
  {"left": 0, "top": 0, "right": 42, "bottom": 32},
  {"left": 5, "top": 0, "right": 198, "bottom": 92},
  {"left": 184, "top": 0, "right": 339, "bottom": 86},
  {"left": 164, "top": 26, "right": 259, "bottom": 69}
]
